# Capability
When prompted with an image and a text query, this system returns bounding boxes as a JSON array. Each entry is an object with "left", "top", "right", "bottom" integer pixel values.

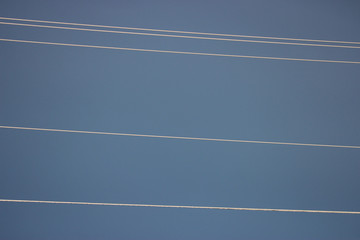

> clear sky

[{"left": 0, "top": 0, "right": 360, "bottom": 239}]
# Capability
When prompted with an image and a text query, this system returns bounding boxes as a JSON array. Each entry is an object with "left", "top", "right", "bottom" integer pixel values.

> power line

[
  {"left": 1, "top": 16, "right": 359, "bottom": 45},
  {"left": 1, "top": 125, "right": 359, "bottom": 149},
  {"left": 1, "top": 38, "right": 359, "bottom": 64},
  {"left": 1, "top": 199, "right": 359, "bottom": 214},
  {"left": 1, "top": 21, "right": 359, "bottom": 49}
]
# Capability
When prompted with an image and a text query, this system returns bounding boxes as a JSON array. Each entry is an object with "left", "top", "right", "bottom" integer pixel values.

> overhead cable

[
  {"left": 0, "top": 199, "right": 359, "bottom": 214},
  {"left": 1, "top": 21, "right": 359, "bottom": 49},
  {"left": 1, "top": 125, "right": 359, "bottom": 149},
  {"left": 1, "top": 16, "right": 359, "bottom": 45},
  {"left": 1, "top": 38, "right": 359, "bottom": 64}
]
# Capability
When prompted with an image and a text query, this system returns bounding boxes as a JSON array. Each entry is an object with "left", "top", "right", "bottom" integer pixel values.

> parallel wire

[
  {"left": 1, "top": 38, "right": 360, "bottom": 64},
  {"left": 1, "top": 125, "right": 359, "bottom": 149},
  {"left": 1, "top": 16, "right": 360, "bottom": 45},
  {"left": 1, "top": 199, "right": 359, "bottom": 214},
  {"left": 2, "top": 17, "right": 360, "bottom": 218},
  {"left": 1, "top": 21, "right": 360, "bottom": 49}
]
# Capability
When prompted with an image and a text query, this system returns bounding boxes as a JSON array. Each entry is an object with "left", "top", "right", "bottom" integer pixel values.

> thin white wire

[
  {"left": 1, "top": 16, "right": 359, "bottom": 45},
  {"left": 1, "top": 126, "right": 359, "bottom": 149},
  {"left": 0, "top": 199, "right": 359, "bottom": 214},
  {"left": 1, "top": 38, "right": 359, "bottom": 64},
  {"left": 1, "top": 21, "right": 359, "bottom": 49}
]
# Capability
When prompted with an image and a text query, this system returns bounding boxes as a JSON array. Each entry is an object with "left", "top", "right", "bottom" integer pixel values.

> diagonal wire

[
  {"left": 1, "top": 21, "right": 360, "bottom": 49},
  {"left": 1, "top": 125, "right": 359, "bottom": 149},
  {"left": 1, "top": 16, "right": 360, "bottom": 45},
  {"left": 1, "top": 38, "right": 359, "bottom": 64},
  {"left": 1, "top": 199, "right": 359, "bottom": 214}
]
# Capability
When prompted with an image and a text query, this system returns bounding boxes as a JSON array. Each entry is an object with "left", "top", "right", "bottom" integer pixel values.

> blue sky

[{"left": 1, "top": 0, "right": 360, "bottom": 239}]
